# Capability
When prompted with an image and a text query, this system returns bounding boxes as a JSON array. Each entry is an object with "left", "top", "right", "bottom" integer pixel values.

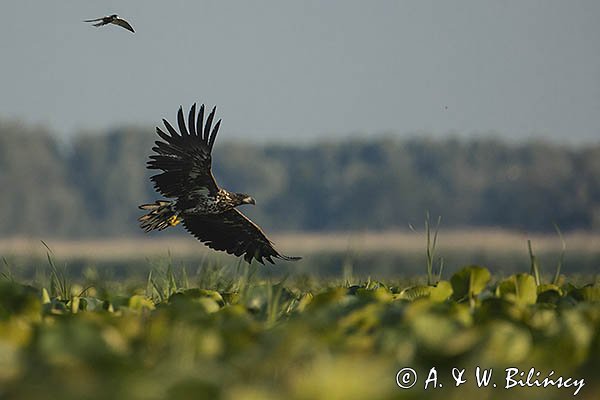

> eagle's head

[{"left": 235, "top": 193, "right": 256, "bottom": 206}]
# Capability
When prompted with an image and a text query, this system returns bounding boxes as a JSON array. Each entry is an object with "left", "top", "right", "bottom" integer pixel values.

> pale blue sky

[{"left": 1, "top": 1, "right": 598, "bottom": 142}]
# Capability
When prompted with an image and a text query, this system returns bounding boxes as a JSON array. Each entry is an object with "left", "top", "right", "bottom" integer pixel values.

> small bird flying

[
  {"left": 84, "top": 14, "right": 135, "bottom": 33},
  {"left": 138, "top": 104, "right": 301, "bottom": 264}
]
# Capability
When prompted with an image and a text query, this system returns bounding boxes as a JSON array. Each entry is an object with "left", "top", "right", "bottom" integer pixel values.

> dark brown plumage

[{"left": 138, "top": 104, "right": 300, "bottom": 264}]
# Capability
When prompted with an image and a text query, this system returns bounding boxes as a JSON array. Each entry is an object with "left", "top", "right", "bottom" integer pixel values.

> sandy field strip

[{"left": 0, "top": 230, "right": 598, "bottom": 261}]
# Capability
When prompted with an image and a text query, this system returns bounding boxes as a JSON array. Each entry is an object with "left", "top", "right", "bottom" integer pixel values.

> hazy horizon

[{"left": 1, "top": 1, "right": 598, "bottom": 143}]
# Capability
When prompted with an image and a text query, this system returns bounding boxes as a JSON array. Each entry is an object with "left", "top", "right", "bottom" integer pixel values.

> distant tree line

[{"left": 0, "top": 119, "right": 599, "bottom": 237}]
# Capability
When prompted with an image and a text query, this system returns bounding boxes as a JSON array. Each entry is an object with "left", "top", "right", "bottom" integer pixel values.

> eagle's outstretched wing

[
  {"left": 183, "top": 209, "right": 301, "bottom": 264},
  {"left": 148, "top": 104, "right": 221, "bottom": 200}
]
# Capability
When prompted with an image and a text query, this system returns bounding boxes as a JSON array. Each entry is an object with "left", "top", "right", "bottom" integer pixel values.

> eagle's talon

[{"left": 168, "top": 215, "right": 181, "bottom": 226}]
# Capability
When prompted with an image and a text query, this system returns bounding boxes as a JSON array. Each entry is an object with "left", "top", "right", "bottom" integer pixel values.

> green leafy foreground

[{"left": 0, "top": 264, "right": 599, "bottom": 400}]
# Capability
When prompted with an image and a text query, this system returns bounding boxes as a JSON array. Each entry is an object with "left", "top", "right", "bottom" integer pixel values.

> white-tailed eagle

[{"left": 139, "top": 104, "right": 300, "bottom": 264}]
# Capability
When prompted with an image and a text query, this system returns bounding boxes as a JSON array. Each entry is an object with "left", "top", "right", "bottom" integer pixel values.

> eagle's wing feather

[
  {"left": 182, "top": 209, "right": 301, "bottom": 264},
  {"left": 148, "top": 104, "right": 220, "bottom": 199},
  {"left": 188, "top": 103, "right": 197, "bottom": 136},
  {"left": 112, "top": 18, "right": 135, "bottom": 33}
]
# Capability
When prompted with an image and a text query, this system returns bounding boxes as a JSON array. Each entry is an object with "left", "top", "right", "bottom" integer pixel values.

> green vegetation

[
  {"left": 1, "top": 119, "right": 600, "bottom": 237},
  {"left": 2, "top": 119, "right": 599, "bottom": 399},
  {"left": 0, "top": 253, "right": 598, "bottom": 399}
]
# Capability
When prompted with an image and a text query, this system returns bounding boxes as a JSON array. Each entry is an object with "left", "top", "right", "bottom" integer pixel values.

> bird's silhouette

[{"left": 84, "top": 14, "right": 135, "bottom": 33}]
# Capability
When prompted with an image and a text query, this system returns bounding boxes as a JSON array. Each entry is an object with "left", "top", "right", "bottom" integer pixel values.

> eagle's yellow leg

[{"left": 168, "top": 215, "right": 181, "bottom": 226}]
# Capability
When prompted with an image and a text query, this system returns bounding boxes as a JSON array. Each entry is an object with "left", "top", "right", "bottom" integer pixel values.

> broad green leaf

[
  {"left": 537, "top": 283, "right": 563, "bottom": 296},
  {"left": 430, "top": 281, "right": 453, "bottom": 302},
  {"left": 537, "top": 283, "right": 563, "bottom": 304},
  {"left": 355, "top": 287, "right": 393, "bottom": 302},
  {"left": 557, "top": 308, "right": 595, "bottom": 364},
  {"left": 479, "top": 320, "right": 532, "bottom": 364},
  {"left": 308, "top": 287, "right": 349, "bottom": 309},
  {"left": 496, "top": 274, "right": 537, "bottom": 305},
  {"left": 398, "top": 285, "right": 431, "bottom": 301},
  {"left": 338, "top": 303, "right": 382, "bottom": 333},
  {"left": 128, "top": 295, "right": 155, "bottom": 311},
  {"left": 569, "top": 284, "right": 600, "bottom": 302},
  {"left": 410, "top": 311, "right": 477, "bottom": 355},
  {"left": 0, "top": 282, "right": 41, "bottom": 319},
  {"left": 450, "top": 265, "right": 491, "bottom": 300},
  {"left": 479, "top": 297, "right": 524, "bottom": 321},
  {"left": 397, "top": 281, "right": 452, "bottom": 302},
  {"left": 197, "top": 297, "right": 220, "bottom": 313}
]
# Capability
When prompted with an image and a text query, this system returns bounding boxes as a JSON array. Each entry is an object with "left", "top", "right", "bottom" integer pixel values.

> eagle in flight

[{"left": 139, "top": 104, "right": 300, "bottom": 264}]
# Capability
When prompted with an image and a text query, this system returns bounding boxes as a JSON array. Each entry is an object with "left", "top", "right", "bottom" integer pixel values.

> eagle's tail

[{"left": 138, "top": 200, "right": 181, "bottom": 232}]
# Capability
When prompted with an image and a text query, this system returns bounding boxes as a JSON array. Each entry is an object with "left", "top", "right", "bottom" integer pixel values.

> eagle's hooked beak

[{"left": 243, "top": 196, "right": 256, "bottom": 205}]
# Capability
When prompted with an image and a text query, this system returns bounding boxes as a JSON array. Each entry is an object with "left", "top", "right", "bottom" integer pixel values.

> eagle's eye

[{"left": 242, "top": 196, "right": 256, "bottom": 205}]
